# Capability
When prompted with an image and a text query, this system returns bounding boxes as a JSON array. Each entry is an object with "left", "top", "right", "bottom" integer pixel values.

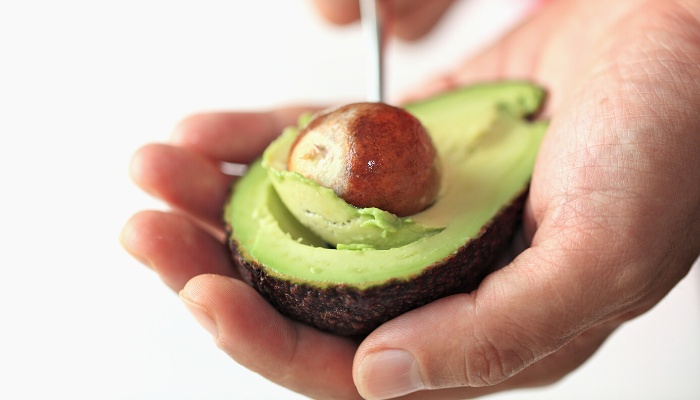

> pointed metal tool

[{"left": 360, "top": 0, "right": 384, "bottom": 103}]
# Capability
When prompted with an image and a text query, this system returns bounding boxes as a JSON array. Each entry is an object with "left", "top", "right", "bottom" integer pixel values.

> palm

[{"left": 122, "top": 0, "right": 700, "bottom": 399}]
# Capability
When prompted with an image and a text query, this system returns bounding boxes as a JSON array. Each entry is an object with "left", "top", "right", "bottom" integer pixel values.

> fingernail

[
  {"left": 180, "top": 293, "right": 219, "bottom": 339},
  {"left": 357, "top": 349, "right": 425, "bottom": 400}
]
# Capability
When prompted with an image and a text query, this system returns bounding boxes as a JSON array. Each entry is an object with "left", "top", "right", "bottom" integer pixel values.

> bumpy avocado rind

[{"left": 224, "top": 81, "right": 547, "bottom": 336}]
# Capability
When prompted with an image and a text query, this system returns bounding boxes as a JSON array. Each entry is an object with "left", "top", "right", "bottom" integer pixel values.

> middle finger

[
  {"left": 129, "top": 143, "right": 233, "bottom": 229},
  {"left": 121, "top": 210, "right": 239, "bottom": 292}
]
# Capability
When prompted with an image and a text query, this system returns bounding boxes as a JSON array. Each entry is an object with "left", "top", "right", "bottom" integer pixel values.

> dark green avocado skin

[{"left": 226, "top": 190, "right": 527, "bottom": 337}]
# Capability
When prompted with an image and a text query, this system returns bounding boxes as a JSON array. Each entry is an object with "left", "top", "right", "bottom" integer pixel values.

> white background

[{"left": 1, "top": 0, "right": 698, "bottom": 399}]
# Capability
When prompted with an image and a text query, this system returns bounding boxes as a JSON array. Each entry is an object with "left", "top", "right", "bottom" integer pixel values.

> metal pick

[{"left": 360, "top": 0, "right": 384, "bottom": 103}]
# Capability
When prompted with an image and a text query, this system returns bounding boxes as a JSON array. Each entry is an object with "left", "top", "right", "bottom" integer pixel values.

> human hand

[
  {"left": 309, "top": 0, "right": 458, "bottom": 41},
  {"left": 121, "top": 0, "right": 700, "bottom": 399},
  {"left": 121, "top": 107, "right": 369, "bottom": 399},
  {"left": 351, "top": 0, "right": 700, "bottom": 398}
]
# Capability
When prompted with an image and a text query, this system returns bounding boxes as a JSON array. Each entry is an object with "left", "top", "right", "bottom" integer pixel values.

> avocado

[
  {"left": 224, "top": 81, "right": 547, "bottom": 336},
  {"left": 262, "top": 122, "right": 444, "bottom": 250}
]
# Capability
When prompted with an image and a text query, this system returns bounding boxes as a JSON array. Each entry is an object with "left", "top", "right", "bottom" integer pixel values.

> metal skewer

[{"left": 360, "top": 0, "right": 384, "bottom": 103}]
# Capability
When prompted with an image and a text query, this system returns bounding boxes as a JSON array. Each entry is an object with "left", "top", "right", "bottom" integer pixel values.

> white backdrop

[{"left": 1, "top": 0, "right": 698, "bottom": 399}]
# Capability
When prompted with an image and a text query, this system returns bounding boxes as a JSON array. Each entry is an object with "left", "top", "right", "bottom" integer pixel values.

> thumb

[{"left": 352, "top": 245, "right": 607, "bottom": 399}]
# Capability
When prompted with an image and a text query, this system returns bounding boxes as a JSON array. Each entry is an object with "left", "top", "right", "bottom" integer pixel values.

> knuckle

[{"left": 460, "top": 329, "right": 534, "bottom": 387}]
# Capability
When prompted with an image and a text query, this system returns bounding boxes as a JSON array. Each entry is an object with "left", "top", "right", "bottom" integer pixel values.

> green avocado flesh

[
  {"left": 225, "top": 81, "right": 547, "bottom": 292},
  {"left": 262, "top": 124, "right": 444, "bottom": 250}
]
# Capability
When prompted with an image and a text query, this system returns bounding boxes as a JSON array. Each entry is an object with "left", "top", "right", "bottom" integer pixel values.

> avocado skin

[{"left": 226, "top": 190, "right": 526, "bottom": 337}]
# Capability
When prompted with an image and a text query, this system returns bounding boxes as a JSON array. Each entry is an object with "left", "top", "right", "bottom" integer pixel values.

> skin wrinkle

[
  {"left": 525, "top": 191, "right": 642, "bottom": 327},
  {"left": 468, "top": 259, "right": 575, "bottom": 386},
  {"left": 428, "top": 297, "right": 521, "bottom": 389},
  {"left": 510, "top": 337, "right": 593, "bottom": 388},
  {"left": 469, "top": 291, "right": 573, "bottom": 388},
  {"left": 559, "top": 75, "right": 678, "bottom": 240},
  {"left": 592, "top": 63, "right": 697, "bottom": 270},
  {"left": 548, "top": 162, "right": 660, "bottom": 278},
  {"left": 545, "top": 102, "right": 691, "bottom": 322},
  {"left": 548, "top": 258, "right": 622, "bottom": 342},
  {"left": 496, "top": 321, "right": 549, "bottom": 381},
  {"left": 588, "top": 114, "right": 687, "bottom": 225},
  {"left": 624, "top": 70, "right": 682, "bottom": 132},
  {"left": 560, "top": 2, "right": 691, "bottom": 121},
  {"left": 462, "top": 333, "right": 515, "bottom": 387},
  {"left": 543, "top": 87, "right": 638, "bottom": 230},
  {"left": 606, "top": 3, "right": 700, "bottom": 120},
  {"left": 615, "top": 242, "right": 694, "bottom": 323}
]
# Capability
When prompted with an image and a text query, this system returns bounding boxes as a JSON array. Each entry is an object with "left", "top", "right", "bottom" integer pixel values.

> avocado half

[{"left": 224, "top": 81, "right": 547, "bottom": 336}]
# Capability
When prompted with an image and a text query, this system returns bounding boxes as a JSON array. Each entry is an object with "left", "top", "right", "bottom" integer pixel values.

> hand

[
  {"left": 354, "top": 0, "right": 700, "bottom": 398},
  {"left": 121, "top": 107, "right": 366, "bottom": 399},
  {"left": 309, "top": 0, "right": 458, "bottom": 41},
  {"left": 121, "top": 0, "right": 700, "bottom": 399}
]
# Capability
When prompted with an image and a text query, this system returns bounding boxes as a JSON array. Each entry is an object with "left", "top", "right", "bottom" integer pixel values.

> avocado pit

[{"left": 288, "top": 102, "right": 441, "bottom": 217}]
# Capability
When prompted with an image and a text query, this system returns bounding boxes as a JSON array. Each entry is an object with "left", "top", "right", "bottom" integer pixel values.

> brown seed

[{"left": 288, "top": 102, "right": 441, "bottom": 216}]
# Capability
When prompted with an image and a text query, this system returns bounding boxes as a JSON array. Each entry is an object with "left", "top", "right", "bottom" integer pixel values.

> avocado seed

[{"left": 288, "top": 102, "right": 441, "bottom": 217}]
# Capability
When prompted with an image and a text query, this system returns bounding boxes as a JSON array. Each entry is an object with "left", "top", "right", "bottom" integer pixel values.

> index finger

[{"left": 171, "top": 106, "right": 321, "bottom": 164}]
